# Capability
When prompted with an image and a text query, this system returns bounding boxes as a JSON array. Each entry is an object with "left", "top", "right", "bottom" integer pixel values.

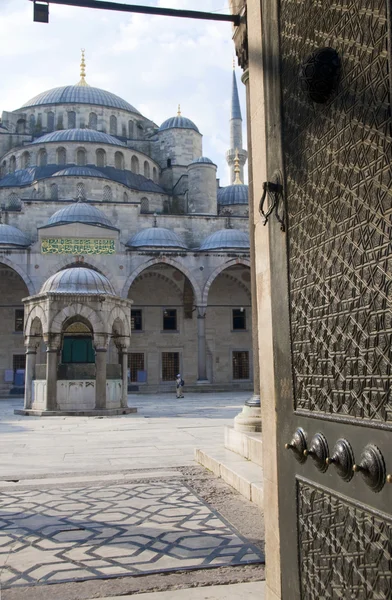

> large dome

[
  {"left": 217, "top": 184, "right": 248, "bottom": 205},
  {"left": 159, "top": 116, "right": 199, "bottom": 133},
  {"left": 44, "top": 202, "right": 116, "bottom": 230},
  {"left": 31, "top": 129, "right": 126, "bottom": 147},
  {"left": 0, "top": 224, "right": 30, "bottom": 247},
  {"left": 20, "top": 85, "right": 140, "bottom": 114},
  {"left": 200, "top": 229, "right": 250, "bottom": 251},
  {"left": 41, "top": 267, "right": 116, "bottom": 295},
  {"left": 127, "top": 227, "right": 187, "bottom": 249}
]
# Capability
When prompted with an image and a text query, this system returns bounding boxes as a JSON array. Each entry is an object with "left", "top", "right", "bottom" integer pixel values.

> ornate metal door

[{"left": 260, "top": 0, "right": 392, "bottom": 596}]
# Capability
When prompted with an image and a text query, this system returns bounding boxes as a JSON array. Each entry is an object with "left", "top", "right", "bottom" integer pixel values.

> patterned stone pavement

[{"left": 0, "top": 481, "right": 263, "bottom": 589}]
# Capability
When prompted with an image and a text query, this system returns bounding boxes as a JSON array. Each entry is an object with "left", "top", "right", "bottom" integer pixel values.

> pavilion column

[
  {"left": 120, "top": 346, "right": 129, "bottom": 408},
  {"left": 234, "top": 67, "right": 261, "bottom": 432},
  {"left": 196, "top": 306, "right": 208, "bottom": 382},
  {"left": 44, "top": 335, "right": 60, "bottom": 411},
  {"left": 95, "top": 347, "right": 107, "bottom": 410},
  {"left": 24, "top": 340, "right": 39, "bottom": 409}
]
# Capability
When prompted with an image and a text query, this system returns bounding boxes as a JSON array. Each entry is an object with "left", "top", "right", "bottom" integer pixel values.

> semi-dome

[
  {"left": 159, "top": 116, "right": 199, "bottom": 133},
  {"left": 127, "top": 227, "right": 187, "bottom": 249},
  {"left": 31, "top": 129, "right": 126, "bottom": 147},
  {"left": 41, "top": 267, "right": 115, "bottom": 295},
  {"left": 44, "top": 202, "right": 116, "bottom": 230},
  {"left": 20, "top": 85, "right": 140, "bottom": 114},
  {"left": 217, "top": 184, "right": 248, "bottom": 205},
  {"left": 200, "top": 229, "right": 250, "bottom": 251},
  {"left": 52, "top": 166, "right": 105, "bottom": 179},
  {"left": 189, "top": 157, "right": 215, "bottom": 165},
  {"left": 0, "top": 224, "right": 31, "bottom": 247}
]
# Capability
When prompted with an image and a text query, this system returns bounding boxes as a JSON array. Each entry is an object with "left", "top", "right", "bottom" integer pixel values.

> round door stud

[
  {"left": 352, "top": 444, "right": 386, "bottom": 493},
  {"left": 387, "top": 474, "right": 392, "bottom": 484},
  {"left": 285, "top": 427, "right": 307, "bottom": 463},
  {"left": 303, "top": 433, "right": 329, "bottom": 472},
  {"left": 326, "top": 438, "right": 355, "bottom": 482}
]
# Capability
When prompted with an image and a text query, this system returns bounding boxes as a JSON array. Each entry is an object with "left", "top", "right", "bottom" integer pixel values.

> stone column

[
  {"left": 233, "top": 67, "right": 262, "bottom": 433},
  {"left": 95, "top": 348, "right": 107, "bottom": 410},
  {"left": 24, "top": 340, "right": 38, "bottom": 409},
  {"left": 196, "top": 306, "right": 208, "bottom": 382},
  {"left": 121, "top": 347, "right": 129, "bottom": 408},
  {"left": 44, "top": 335, "right": 60, "bottom": 411}
]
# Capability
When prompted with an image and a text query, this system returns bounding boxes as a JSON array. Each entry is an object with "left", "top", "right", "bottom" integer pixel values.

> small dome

[
  {"left": 189, "top": 157, "right": 215, "bottom": 165},
  {"left": 0, "top": 224, "right": 31, "bottom": 247},
  {"left": 200, "top": 229, "right": 250, "bottom": 251},
  {"left": 127, "top": 227, "right": 187, "bottom": 249},
  {"left": 31, "top": 129, "right": 126, "bottom": 147},
  {"left": 41, "top": 267, "right": 115, "bottom": 295},
  {"left": 52, "top": 166, "right": 105, "bottom": 179},
  {"left": 20, "top": 85, "right": 140, "bottom": 114},
  {"left": 159, "top": 116, "right": 199, "bottom": 133},
  {"left": 217, "top": 184, "right": 248, "bottom": 205},
  {"left": 45, "top": 202, "right": 116, "bottom": 229}
]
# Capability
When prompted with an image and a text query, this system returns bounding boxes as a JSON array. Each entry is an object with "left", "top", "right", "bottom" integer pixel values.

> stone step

[
  {"left": 224, "top": 426, "right": 263, "bottom": 466},
  {"left": 195, "top": 447, "right": 263, "bottom": 508}
]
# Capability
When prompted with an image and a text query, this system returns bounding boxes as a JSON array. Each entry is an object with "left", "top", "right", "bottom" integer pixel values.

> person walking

[{"left": 176, "top": 373, "right": 184, "bottom": 398}]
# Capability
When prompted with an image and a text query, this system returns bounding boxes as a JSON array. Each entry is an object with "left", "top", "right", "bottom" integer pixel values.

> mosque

[{"left": 0, "top": 52, "right": 251, "bottom": 412}]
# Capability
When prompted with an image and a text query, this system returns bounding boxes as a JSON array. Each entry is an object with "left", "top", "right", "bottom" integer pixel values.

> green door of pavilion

[{"left": 62, "top": 336, "right": 95, "bottom": 363}]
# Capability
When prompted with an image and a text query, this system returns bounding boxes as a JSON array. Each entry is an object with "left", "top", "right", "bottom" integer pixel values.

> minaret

[{"left": 226, "top": 61, "right": 247, "bottom": 184}]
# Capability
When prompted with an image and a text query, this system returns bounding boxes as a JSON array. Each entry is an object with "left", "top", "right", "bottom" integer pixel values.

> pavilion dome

[
  {"left": 217, "top": 184, "right": 248, "bottom": 205},
  {"left": 0, "top": 224, "right": 31, "bottom": 247},
  {"left": 41, "top": 267, "right": 115, "bottom": 295},
  {"left": 127, "top": 227, "right": 187, "bottom": 249},
  {"left": 31, "top": 129, "right": 126, "bottom": 147},
  {"left": 200, "top": 229, "right": 250, "bottom": 251},
  {"left": 44, "top": 202, "right": 116, "bottom": 229},
  {"left": 159, "top": 116, "right": 199, "bottom": 133},
  {"left": 20, "top": 85, "right": 140, "bottom": 114}
]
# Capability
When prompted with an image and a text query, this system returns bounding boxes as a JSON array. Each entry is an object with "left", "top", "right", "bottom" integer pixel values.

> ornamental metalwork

[
  {"left": 280, "top": 0, "right": 392, "bottom": 422},
  {"left": 41, "top": 238, "right": 115, "bottom": 255},
  {"left": 298, "top": 481, "right": 392, "bottom": 599}
]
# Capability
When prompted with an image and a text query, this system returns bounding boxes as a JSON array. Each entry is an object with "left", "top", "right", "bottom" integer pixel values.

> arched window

[
  {"left": 115, "top": 151, "right": 124, "bottom": 170},
  {"left": 9, "top": 156, "right": 16, "bottom": 173},
  {"left": 131, "top": 155, "right": 139, "bottom": 174},
  {"left": 103, "top": 185, "right": 112, "bottom": 201},
  {"left": 57, "top": 114, "right": 64, "bottom": 130},
  {"left": 122, "top": 124, "right": 127, "bottom": 137},
  {"left": 96, "top": 148, "right": 106, "bottom": 167},
  {"left": 7, "top": 193, "right": 21, "bottom": 210},
  {"left": 123, "top": 191, "right": 128, "bottom": 202},
  {"left": 128, "top": 120, "right": 134, "bottom": 138},
  {"left": 50, "top": 183, "right": 58, "bottom": 200},
  {"left": 67, "top": 111, "right": 76, "bottom": 129},
  {"left": 76, "top": 182, "right": 86, "bottom": 200},
  {"left": 95, "top": 148, "right": 106, "bottom": 168},
  {"left": 77, "top": 148, "right": 86, "bottom": 166},
  {"left": 38, "top": 149, "right": 47, "bottom": 167},
  {"left": 1, "top": 161, "right": 6, "bottom": 178},
  {"left": 153, "top": 167, "right": 158, "bottom": 183},
  {"left": 110, "top": 115, "right": 117, "bottom": 135},
  {"left": 16, "top": 119, "right": 26, "bottom": 134},
  {"left": 21, "top": 151, "right": 31, "bottom": 169},
  {"left": 57, "top": 147, "right": 66, "bottom": 165},
  {"left": 140, "top": 197, "right": 149, "bottom": 213},
  {"left": 29, "top": 114, "right": 35, "bottom": 134},
  {"left": 47, "top": 111, "right": 54, "bottom": 132},
  {"left": 144, "top": 161, "right": 150, "bottom": 179},
  {"left": 89, "top": 112, "right": 97, "bottom": 129}
]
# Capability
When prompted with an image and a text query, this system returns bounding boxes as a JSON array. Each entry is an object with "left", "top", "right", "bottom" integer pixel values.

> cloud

[{"left": 0, "top": 0, "right": 247, "bottom": 185}]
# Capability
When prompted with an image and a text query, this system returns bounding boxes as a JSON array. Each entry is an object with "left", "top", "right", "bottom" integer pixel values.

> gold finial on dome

[
  {"left": 177, "top": 104, "right": 181, "bottom": 117},
  {"left": 233, "top": 56, "right": 236, "bottom": 70},
  {"left": 234, "top": 148, "right": 242, "bottom": 184},
  {"left": 77, "top": 49, "right": 90, "bottom": 87}
]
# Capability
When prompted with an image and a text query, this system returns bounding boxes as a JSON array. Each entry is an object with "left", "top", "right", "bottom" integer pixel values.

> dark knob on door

[
  {"left": 285, "top": 427, "right": 307, "bottom": 463},
  {"left": 352, "top": 444, "right": 386, "bottom": 493},
  {"left": 303, "top": 433, "right": 328, "bottom": 472},
  {"left": 326, "top": 438, "right": 354, "bottom": 482}
]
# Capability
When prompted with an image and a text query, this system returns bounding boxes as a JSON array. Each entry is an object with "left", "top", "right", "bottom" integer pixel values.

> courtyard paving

[{"left": 0, "top": 393, "right": 264, "bottom": 599}]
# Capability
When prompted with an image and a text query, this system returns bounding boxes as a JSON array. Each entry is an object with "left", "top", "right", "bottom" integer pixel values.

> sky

[{"left": 0, "top": 0, "right": 247, "bottom": 186}]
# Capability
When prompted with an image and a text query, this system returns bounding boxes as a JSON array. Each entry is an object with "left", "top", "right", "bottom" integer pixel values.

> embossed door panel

[{"left": 260, "top": 0, "right": 392, "bottom": 597}]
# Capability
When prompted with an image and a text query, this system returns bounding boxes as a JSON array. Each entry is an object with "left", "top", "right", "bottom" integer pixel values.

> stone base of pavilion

[{"left": 14, "top": 407, "right": 137, "bottom": 417}]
